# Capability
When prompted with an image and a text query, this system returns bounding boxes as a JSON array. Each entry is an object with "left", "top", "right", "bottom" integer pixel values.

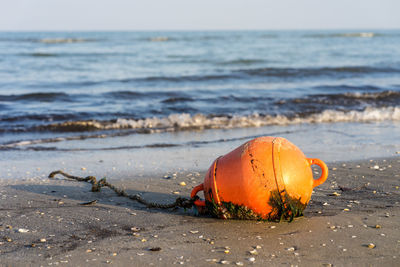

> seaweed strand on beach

[{"left": 48, "top": 170, "right": 197, "bottom": 210}]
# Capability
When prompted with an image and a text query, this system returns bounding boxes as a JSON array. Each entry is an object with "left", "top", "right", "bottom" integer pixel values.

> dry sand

[{"left": 1, "top": 157, "right": 400, "bottom": 266}]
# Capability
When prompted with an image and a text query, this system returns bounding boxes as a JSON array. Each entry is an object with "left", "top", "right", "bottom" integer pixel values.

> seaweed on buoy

[
  {"left": 268, "top": 190, "right": 307, "bottom": 222},
  {"left": 205, "top": 189, "right": 306, "bottom": 222}
]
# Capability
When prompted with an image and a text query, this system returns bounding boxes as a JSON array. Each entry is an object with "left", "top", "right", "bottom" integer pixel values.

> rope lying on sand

[{"left": 48, "top": 170, "right": 198, "bottom": 210}]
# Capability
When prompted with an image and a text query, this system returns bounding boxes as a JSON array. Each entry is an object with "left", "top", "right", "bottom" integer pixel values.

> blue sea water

[{"left": 0, "top": 30, "right": 400, "bottom": 173}]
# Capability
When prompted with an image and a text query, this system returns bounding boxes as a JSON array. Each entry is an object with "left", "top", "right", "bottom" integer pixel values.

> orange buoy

[{"left": 191, "top": 136, "right": 328, "bottom": 221}]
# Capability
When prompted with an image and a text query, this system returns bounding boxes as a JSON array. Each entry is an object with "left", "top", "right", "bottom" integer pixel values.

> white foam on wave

[
  {"left": 110, "top": 106, "right": 400, "bottom": 130},
  {"left": 29, "top": 106, "right": 400, "bottom": 134}
]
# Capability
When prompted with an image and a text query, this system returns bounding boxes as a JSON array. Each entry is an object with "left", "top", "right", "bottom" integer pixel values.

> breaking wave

[{"left": 38, "top": 106, "right": 400, "bottom": 133}]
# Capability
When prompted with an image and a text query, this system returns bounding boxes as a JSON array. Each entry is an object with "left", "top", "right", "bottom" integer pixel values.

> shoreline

[
  {"left": 1, "top": 156, "right": 399, "bottom": 266},
  {"left": 2, "top": 121, "right": 400, "bottom": 182}
]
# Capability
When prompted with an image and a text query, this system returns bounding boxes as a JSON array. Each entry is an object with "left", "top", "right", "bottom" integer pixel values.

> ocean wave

[
  {"left": 127, "top": 66, "right": 400, "bottom": 84},
  {"left": 240, "top": 66, "right": 400, "bottom": 78},
  {"left": 149, "top": 36, "right": 170, "bottom": 42},
  {"left": 26, "top": 52, "right": 58, "bottom": 57},
  {"left": 37, "top": 106, "right": 400, "bottom": 133},
  {"left": 132, "top": 74, "right": 234, "bottom": 83},
  {"left": 314, "top": 84, "right": 381, "bottom": 92},
  {"left": 0, "top": 37, "right": 97, "bottom": 43},
  {"left": 161, "top": 97, "right": 194, "bottom": 103},
  {"left": 217, "top": 59, "right": 266, "bottom": 65},
  {"left": 38, "top": 38, "right": 95, "bottom": 44},
  {"left": 0, "top": 92, "right": 71, "bottom": 102},
  {"left": 304, "top": 32, "right": 381, "bottom": 38},
  {"left": 109, "top": 66, "right": 400, "bottom": 85},
  {"left": 285, "top": 91, "right": 400, "bottom": 107},
  {"left": 343, "top": 90, "right": 400, "bottom": 99}
]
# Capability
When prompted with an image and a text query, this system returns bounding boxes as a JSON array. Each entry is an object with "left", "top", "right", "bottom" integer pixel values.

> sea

[{"left": 1, "top": 30, "right": 400, "bottom": 178}]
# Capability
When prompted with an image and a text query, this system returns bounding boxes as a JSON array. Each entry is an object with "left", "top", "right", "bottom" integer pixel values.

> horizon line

[{"left": 1, "top": 27, "right": 400, "bottom": 33}]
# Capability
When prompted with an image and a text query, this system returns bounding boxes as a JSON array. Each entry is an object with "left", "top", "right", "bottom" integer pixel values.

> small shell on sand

[
  {"left": 249, "top": 249, "right": 258, "bottom": 255},
  {"left": 367, "top": 243, "right": 376, "bottom": 249}
]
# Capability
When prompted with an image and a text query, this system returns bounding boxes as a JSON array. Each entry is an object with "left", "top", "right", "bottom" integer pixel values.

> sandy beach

[
  {"left": 1, "top": 156, "right": 399, "bottom": 266},
  {"left": 1, "top": 30, "right": 400, "bottom": 266}
]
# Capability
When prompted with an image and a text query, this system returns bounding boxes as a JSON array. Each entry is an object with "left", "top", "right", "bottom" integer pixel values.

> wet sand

[{"left": 1, "top": 157, "right": 400, "bottom": 266}]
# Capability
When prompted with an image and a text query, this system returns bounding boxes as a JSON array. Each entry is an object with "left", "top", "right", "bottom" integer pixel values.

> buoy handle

[
  {"left": 308, "top": 158, "right": 329, "bottom": 188},
  {"left": 191, "top": 184, "right": 206, "bottom": 207}
]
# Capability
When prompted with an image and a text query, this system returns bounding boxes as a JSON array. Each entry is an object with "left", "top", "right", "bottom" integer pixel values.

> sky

[{"left": 1, "top": 0, "right": 400, "bottom": 31}]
